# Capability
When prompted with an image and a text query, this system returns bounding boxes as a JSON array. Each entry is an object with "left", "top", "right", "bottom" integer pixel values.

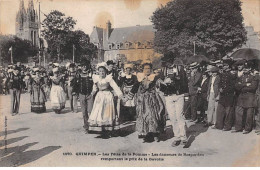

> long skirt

[
  {"left": 44, "top": 85, "right": 51, "bottom": 100},
  {"left": 88, "top": 91, "right": 119, "bottom": 132},
  {"left": 30, "top": 87, "right": 46, "bottom": 113},
  {"left": 135, "top": 90, "right": 165, "bottom": 135},
  {"left": 120, "top": 85, "right": 136, "bottom": 122},
  {"left": 50, "top": 85, "right": 66, "bottom": 111}
]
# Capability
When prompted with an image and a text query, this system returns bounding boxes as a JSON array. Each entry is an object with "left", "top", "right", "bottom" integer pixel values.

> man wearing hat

[
  {"left": 66, "top": 63, "right": 78, "bottom": 113},
  {"left": 8, "top": 66, "right": 24, "bottom": 116},
  {"left": 234, "top": 59, "right": 246, "bottom": 78},
  {"left": 233, "top": 62, "right": 258, "bottom": 134},
  {"left": 106, "top": 60, "right": 119, "bottom": 84},
  {"left": 206, "top": 66, "right": 220, "bottom": 127},
  {"left": 196, "top": 68, "right": 210, "bottom": 123},
  {"left": 214, "top": 60, "right": 236, "bottom": 131},
  {"left": 188, "top": 62, "right": 202, "bottom": 122},
  {"left": 72, "top": 59, "right": 93, "bottom": 133},
  {"left": 159, "top": 59, "right": 189, "bottom": 146}
]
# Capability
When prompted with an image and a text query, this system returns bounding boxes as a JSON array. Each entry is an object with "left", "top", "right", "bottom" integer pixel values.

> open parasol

[{"left": 229, "top": 48, "right": 260, "bottom": 61}]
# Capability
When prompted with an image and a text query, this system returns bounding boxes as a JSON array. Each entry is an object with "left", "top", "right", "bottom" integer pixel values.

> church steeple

[
  {"left": 15, "top": 0, "right": 39, "bottom": 47},
  {"left": 28, "top": 0, "right": 34, "bottom": 10},
  {"left": 27, "top": 0, "right": 36, "bottom": 22},
  {"left": 16, "top": 0, "right": 26, "bottom": 30}
]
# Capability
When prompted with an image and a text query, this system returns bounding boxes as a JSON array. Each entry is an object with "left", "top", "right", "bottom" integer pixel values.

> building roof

[
  {"left": 108, "top": 25, "right": 154, "bottom": 43},
  {"left": 90, "top": 24, "right": 155, "bottom": 50},
  {"left": 90, "top": 26, "right": 103, "bottom": 44}
]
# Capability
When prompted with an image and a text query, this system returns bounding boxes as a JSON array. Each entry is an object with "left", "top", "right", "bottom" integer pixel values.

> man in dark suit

[
  {"left": 107, "top": 60, "right": 119, "bottom": 84},
  {"left": 159, "top": 62, "right": 189, "bottom": 147},
  {"left": 197, "top": 70, "right": 210, "bottom": 123},
  {"left": 254, "top": 69, "right": 260, "bottom": 135},
  {"left": 72, "top": 60, "right": 93, "bottom": 133},
  {"left": 8, "top": 66, "right": 24, "bottom": 116},
  {"left": 67, "top": 63, "right": 78, "bottom": 113},
  {"left": 215, "top": 61, "right": 236, "bottom": 130},
  {"left": 206, "top": 66, "right": 220, "bottom": 127},
  {"left": 232, "top": 62, "right": 258, "bottom": 134},
  {"left": 188, "top": 62, "right": 202, "bottom": 122}
]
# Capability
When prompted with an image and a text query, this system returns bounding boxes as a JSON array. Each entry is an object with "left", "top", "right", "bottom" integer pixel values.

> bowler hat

[
  {"left": 233, "top": 59, "right": 246, "bottom": 66},
  {"left": 106, "top": 60, "right": 115, "bottom": 66}
]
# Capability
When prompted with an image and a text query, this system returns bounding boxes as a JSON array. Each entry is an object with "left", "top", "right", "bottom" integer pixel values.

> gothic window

[
  {"left": 117, "top": 44, "right": 120, "bottom": 50},
  {"left": 34, "top": 31, "right": 36, "bottom": 46},
  {"left": 31, "top": 31, "right": 34, "bottom": 45}
]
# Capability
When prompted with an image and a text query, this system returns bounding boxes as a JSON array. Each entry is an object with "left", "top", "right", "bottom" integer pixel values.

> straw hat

[
  {"left": 52, "top": 67, "right": 59, "bottom": 73},
  {"left": 33, "top": 67, "right": 40, "bottom": 72},
  {"left": 189, "top": 62, "right": 200, "bottom": 69}
]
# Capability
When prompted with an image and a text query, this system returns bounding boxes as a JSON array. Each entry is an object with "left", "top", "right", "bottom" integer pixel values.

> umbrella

[
  {"left": 187, "top": 55, "right": 209, "bottom": 64},
  {"left": 230, "top": 48, "right": 260, "bottom": 61}
]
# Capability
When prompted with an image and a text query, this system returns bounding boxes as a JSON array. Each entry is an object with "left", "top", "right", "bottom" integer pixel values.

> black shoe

[
  {"left": 231, "top": 129, "right": 243, "bottom": 133},
  {"left": 180, "top": 139, "right": 187, "bottom": 145},
  {"left": 243, "top": 130, "right": 251, "bottom": 134},
  {"left": 222, "top": 128, "right": 231, "bottom": 131},
  {"left": 255, "top": 130, "right": 260, "bottom": 133},
  {"left": 203, "top": 123, "right": 209, "bottom": 127},
  {"left": 154, "top": 136, "right": 160, "bottom": 142},
  {"left": 201, "top": 120, "right": 207, "bottom": 124},
  {"left": 110, "top": 131, "right": 118, "bottom": 137},
  {"left": 138, "top": 134, "right": 145, "bottom": 139},
  {"left": 12, "top": 113, "right": 18, "bottom": 116},
  {"left": 143, "top": 134, "right": 154, "bottom": 143},
  {"left": 143, "top": 136, "right": 149, "bottom": 143},
  {"left": 171, "top": 140, "right": 181, "bottom": 147}
]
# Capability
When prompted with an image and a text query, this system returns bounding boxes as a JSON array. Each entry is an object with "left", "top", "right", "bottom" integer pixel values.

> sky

[{"left": 0, "top": 0, "right": 259, "bottom": 35}]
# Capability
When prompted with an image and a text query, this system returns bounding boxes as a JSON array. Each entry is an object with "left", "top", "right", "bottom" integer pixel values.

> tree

[
  {"left": 41, "top": 10, "right": 76, "bottom": 60},
  {"left": 41, "top": 10, "right": 97, "bottom": 62},
  {"left": 151, "top": 0, "right": 247, "bottom": 59},
  {"left": 0, "top": 35, "right": 38, "bottom": 64},
  {"left": 62, "top": 30, "right": 97, "bottom": 62}
]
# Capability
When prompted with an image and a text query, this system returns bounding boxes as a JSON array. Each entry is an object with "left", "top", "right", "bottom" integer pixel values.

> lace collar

[{"left": 137, "top": 73, "right": 156, "bottom": 82}]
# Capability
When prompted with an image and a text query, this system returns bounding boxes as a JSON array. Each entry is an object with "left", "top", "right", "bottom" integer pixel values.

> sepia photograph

[{"left": 0, "top": 0, "right": 260, "bottom": 167}]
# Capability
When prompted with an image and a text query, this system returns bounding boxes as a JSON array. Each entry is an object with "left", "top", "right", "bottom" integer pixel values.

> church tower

[{"left": 15, "top": 0, "right": 39, "bottom": 47}]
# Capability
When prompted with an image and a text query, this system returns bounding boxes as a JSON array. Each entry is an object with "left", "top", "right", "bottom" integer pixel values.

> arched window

[
  {"left": 34, "top": 31, "right": 36, "bottom": 46},
  {"left": 31, "top": 31, "right": 34, "bottom": 45}
]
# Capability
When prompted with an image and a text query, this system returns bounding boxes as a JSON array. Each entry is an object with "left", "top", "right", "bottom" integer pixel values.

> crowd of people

[{"left": 1, "top": 55, "right": 260, "bottom": 147}]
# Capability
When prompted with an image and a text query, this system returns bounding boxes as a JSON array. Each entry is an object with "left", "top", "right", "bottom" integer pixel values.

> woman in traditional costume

[
  {"left": 88, "top": 62, "right": 123, "bottom": 136},
  {"left": 118, "top": 63, "right": 137, "bottom": 122},
  {"left": 126, "top": 61, "right": 165, "bottom": 142},
  {"left": 50, "top": 67, "right": 66, "bottom": 114},
  {"left": 28, "top": 68, "right": 47, "bottom": 113}
]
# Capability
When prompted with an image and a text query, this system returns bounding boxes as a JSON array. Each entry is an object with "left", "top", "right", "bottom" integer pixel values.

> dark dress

[
  {"left": 129, "top": 73, "right": 165, "bottom": 135},
  {"left": 28, "top": 77, "right": 47, "bottom": 113},
  {"left": 118, "top": 74, "right": 137, "bottom": 121}
]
